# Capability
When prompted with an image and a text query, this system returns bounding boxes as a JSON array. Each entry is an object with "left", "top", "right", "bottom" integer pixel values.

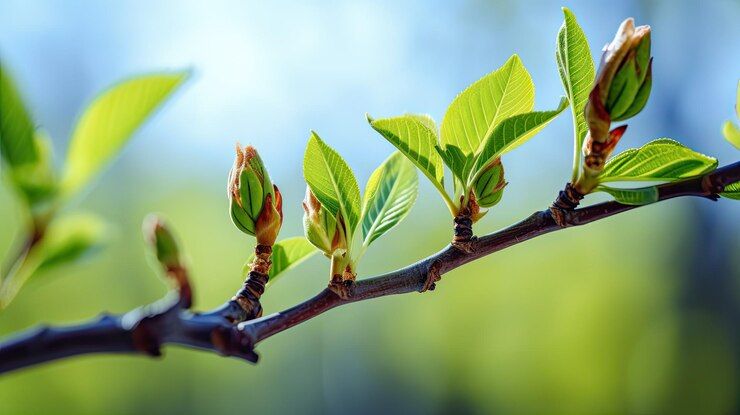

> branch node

[
  {"left": 453, "top": 215, "right": 474, "bottom": 243},
  {"left": 328, "top": 277, "right": 355, "bottom": 300},
  {"left": 549, "top": 183, "right": 585, "bottom": 227},
  {"left": 419, "top": 261, "right": 442, "bottom": 293},
  {"left": 451, "top": 236, "right": 477, "bottom": 254}
]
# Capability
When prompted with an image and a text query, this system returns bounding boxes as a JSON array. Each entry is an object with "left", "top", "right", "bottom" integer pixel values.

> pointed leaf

[
  {"left": 361, "top": 152, "right": 418, "bottom": 246},
  {"left": 436, "top": 144, "right": 475, "bottom": 194},
  {"left": 368, "top": 115, "right": 445, "bottom": 189},
  {"left": 471, "top": 97, "right": 569, "bottom": 177},
  {"left": 556, "top": 7, "right": 595, "bottom": 174},
  {"left": 243, "top": 237, "right": 318, "bottom": 284},
  {"left": 599, "top": 139, "right": 718, "bottom": 183},
  {"left": 723, "top": 121, "right": 740, "bottom": 151},
  {"left": 720, "top": 181, "right": 740, "bottom": 200},
  {"left": 597, "top": 185, "right": 658, "bottom": 205},
  {"left": 440, "top": 55, "right": 534, "bottom": 155},
  {"left": 62, "top": 72, "right": 188, "bottom": 195},
  {"left": 303, "top": 131, "right": 362, "bottom": 234},
  {"left": 0, "top": 64, "right": 37, "bottom": 166}
]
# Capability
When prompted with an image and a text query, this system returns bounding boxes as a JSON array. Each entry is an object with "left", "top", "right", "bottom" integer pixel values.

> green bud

[
  {"left": 302, "top": 186, "right": 345, "bottom": 256},
  {"left": 585, "top": 18, "right": 652, "bottom": 142},
  {"left": 473, "top": 158, "right": 507, "bottom": 208},
  {"left": 142, "top": 215, "right": 181, "bottom": 269},
  {"left": 228, "top": 143, "right": 282, "bottom": 244}
]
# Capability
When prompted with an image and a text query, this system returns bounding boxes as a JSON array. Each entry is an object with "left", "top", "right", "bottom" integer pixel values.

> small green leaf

[
  {"left": 303, "top": 131, "right": 362, "bottom": 234},
  {"left": 0, "top": 63, "right": 37, "bottom": 167},
  {"left": 243, "top": 237, "right": 317, "bottom": 284},
  {"left": 36, "top": 213, "right": 108, "bottom": 272},
  {"left": 597, "top": 185, "right": 658, "bottom": 205},
  {"left": 599, "top": 139, "right": 718, "bottom": 183},
  {"left": 440, "top": 55, "right": 534, "bottom": 155},
  {"left": 368, "top": 115, "right": 445, "bottom": 189},
  {"left": 721, "top": 181, "right": 740, "bottom": 200},
  {"left": 7, "top": 131, "right": 57, "bottom": 205},
  {"left": 471, "top": 97, "right": 569, "bottom": 179},
  {"left": 556, "top": 7, "right": 596, "bottom": 179},
  {"left": 435, "top": 144, "right": 475, "bottom": 195},
  {"left": 61, "top": 72, "right": 188, "bottom": 196},
  {"left": 723, "top": 121, "right": 740, "bottom": 151},
  {"left": 361, "top": 152, "right": 418, "bottom": 246}
]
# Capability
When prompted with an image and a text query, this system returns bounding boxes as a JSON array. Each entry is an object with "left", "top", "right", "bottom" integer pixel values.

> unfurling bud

[
  {"left": 228, "top": 143, "right": 283, "bottom": 245},
  {"left": 584, "top": 125, "right": 628, "bottom": 174},
  {"left": 302, "top": 186, "right": 346, "bottom": 256},
  {"left": 585, "top": 18, "right": 652, "bottom": 142},
  {"left": 143, "top": 215, "right": 181, "bottom": 269},
  {"left": 473, "top": 158, "right": 507, "bottom": 208}
]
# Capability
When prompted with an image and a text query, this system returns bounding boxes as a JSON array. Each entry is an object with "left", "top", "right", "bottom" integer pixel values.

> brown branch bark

[{"left": 1, "top": 161, "right": 738, "bottom": 375}]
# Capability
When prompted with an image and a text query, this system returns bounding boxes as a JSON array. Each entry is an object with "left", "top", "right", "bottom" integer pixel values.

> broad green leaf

[
  {"left": 435, "top": 144, "right": 475, "bottom": 194},
  {"left": 599, "top": 139, "right": 718, "bottom": 183},
  {"left": 303, "top": 131, "right": 362, "bottom": 233},
  {"left": 723, "top": 121, "right": 740, "bottom": 150},
  {"left": 361, "top": 152, "right": 418, "bottom": 246},
  {"left": 721, "top": 181, "right": 740, "bottom": 200},
  {"left": 556, "top": 7, "right": 595, "bottom": 178},
  {"left": 471, "top": 97, "right": 569, "bottom": 178},
  {"left": 440, "top": 55, "right": 534, "bottom": 155},
  {"left": 368, "top": 115, "right": 445, "bottom": 189},
  {"left": 597, "top": 185, "right": 658, "bottom": 205},
  {"left": 243, "top": 237, "right": 317, "bottom": 284},
  {"left": 62, "top": 72, "right": 188, "bottom": 196},
  {"left": 406, "top": 114, "right": 439, "bottom": 137},
  {"left": 0, "top": 63, "right": 37, "bottom": 166}
]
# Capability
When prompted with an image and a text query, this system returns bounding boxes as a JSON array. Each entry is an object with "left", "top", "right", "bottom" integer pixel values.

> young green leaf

[
  {"left": 367, "top": 115, "right": 447, "bottom": 198},
  {"left": 599, "top": 139, "right": 718, "bottom": 183},
  {"left": 435, "top": 144, "right": 475, "bottom": 195},
  {"left": 596, "top": 185, "right": 658, "bottom": 205},
  {"left": 440, "top": 55, "right": 534, "bottom": 155},
  {"left": 61, "top": 72, "right": 188, "bottom": 196},
  {"left": 36, "top": 213, "right": 108, "bottom": 271},
  {"left": 556, "top": 7, "right": 595, "bottom": 180},
  {"left": 361, "top": 152, "right": 418, "bottom": 247},
  {"left": 723, "top": 121, "right": 740, "bottom": 150},
  {"left": 0, "top": 64, "right": 37, "bottom": 167},
  {"left": 243, "top": 237, "right": 317, "bottom": 284},
  {"left": 470, "top": 97, "right": 569, "bottom": 180},
  {"left": 720, "top": 181, "right": 740, "bottom": 200},
  {"left": 6, "top": 131, "right": 57, "bottom": 205},
  {"left": 303, "top": 131, "right": 362, "bottom": 234},
  {"left": 406, "top": 113, "right": 439, "bottom": 137}
]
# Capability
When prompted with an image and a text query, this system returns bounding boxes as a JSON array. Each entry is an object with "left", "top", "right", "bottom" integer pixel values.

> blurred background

[{"left": 1, "top": 0, "right": 739, "bottom": 413}]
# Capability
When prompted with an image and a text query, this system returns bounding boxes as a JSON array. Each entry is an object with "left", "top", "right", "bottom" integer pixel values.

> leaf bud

[
  {"left": 302, "top": 186, "right": 346, "bottom": 256},
  {"left": 473, "top": 158, "right": 507, "bottom": 208}
]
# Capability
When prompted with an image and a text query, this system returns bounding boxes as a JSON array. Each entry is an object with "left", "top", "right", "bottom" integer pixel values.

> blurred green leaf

[
  {"left": 723, "top": 121, "right": 740, "bottom": 150},
  {"left": 303, "top": 131, "right": 362, "bottom": 234},
  {"left": 471, "top": 98, "right": 568, "bottom": 180},
  {"left": 721, "top": 181, "right": 740, "bottom": 200},
  {"left": 35, "top": 213, "right": 107, "bottom": 272},
  {"left": 361, "top": 152, "right": 418, "bottom": 247},
  {"left": 440, "top": 55, "right": 534, "bottom": 155},
  {"left": 61, "top": 72, "right": 188, "bottom": 196},
  {"left": 556, "top": 7, "right": 595, "bottom": 179},
  {"left": 6, "top": 131, "right": 57, "bottom": 206},
  {"left": 599, "top": 139, "right": 718, "bottom": 183},
  {"left": 368, "top": 114, "right": 446, "bottom": 193},
  {"left": 0, "top": 63, "right": 37, "bottom": 166},
  {"left": 597, "top": 185, "right": 658, "bottom": 205},
  {"left": 243, "top": 237, "right": 317, "bottom": 284}
]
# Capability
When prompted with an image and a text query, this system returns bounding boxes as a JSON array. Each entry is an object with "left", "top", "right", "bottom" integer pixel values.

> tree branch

[{"left": 1, "top": 161, "right": 738, "bottom": 375}]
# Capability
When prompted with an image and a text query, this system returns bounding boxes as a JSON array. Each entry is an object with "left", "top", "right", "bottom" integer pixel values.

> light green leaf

[
  {"left": 721, "top": 181, "right": 740, "bottom": 200},
  {"left": 303, "top": 131, "right": 362, "bottom": 234},
  {"left": 435, "top": 144, "right": 475, "bottom": 195},
  {"left": 361, "top": 152, "right": 418, "bottom": 246},
  {"left": 243, "top": 237, "right": 317, "bottom": 284},
  {"left": 599, "top": 139, "right": 718, "bottom": 183},
  {"left": 368, "top": 114, "right": 445, "bottom": 189},
  {"left": 62, "top": 72, "right": 188, "bottom": 196},
  {"left": 471, "top": 97, "right": 569, "bottom": 178},
  {"left": 440, "top": 55, "right": 534, "bottom": 155},
  {"left": 597, "top": 185, "right": 658, "bottom": 205},
  {"left": 35, "top": 213, "right": 108, "bottom": 271},
  {"left": 7, "top": 131, "right": 57, "bottom": 205},
  {"left": 723, "top": 121, "right": 740, "bottom": 151},
  {"left": 0, "top": 63, "right": 37, "bottom": 166},
  {"left": 556, "top": 7, "right": 595, "bottom": 179},
  {"left": 406, "top": 114, "right": 439, "bottom": 138}
]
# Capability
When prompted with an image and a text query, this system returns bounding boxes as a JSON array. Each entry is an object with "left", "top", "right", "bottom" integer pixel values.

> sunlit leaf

[
  {"left": 361, "top": 152, "right": 418, "bottom": 246},
  {"left": 721, "top": 181, "right": 740, "bottom": 200},
  {"left": 599, "top": 139, "right": 718, "bottom": 182},
  {"left": 303, "top": 131, "right": 362, "bottom": 234},
  {"left": 6, "top": 131, "right": 57, "bottom": 205},
  {"left": 0, "top": 63, "right": 37, "bottom": 166},
  {"left": 243, "top": 237, "right": 317, "bottom": 284},
  {"left": 62, "top": 72, "right": 188, "bottom": 196},
  {"left": 406, "top": 113, "right": 439, "bottom": 137},
  {"left": 436, "top": 144, "right": 475, "bottom": 194},
  {"left": 35, "top": 213, "right": 108, "bottom": 272},
  {"left": 597, "top": 185, "right": 658, "bottom": 205},
  {"left": 471, "top": 97, "right": 568, "bottom": 179},
  {"left": 724, "top": 121, "right": 740, "bottom": 151},
  {"left": 556, "top": 7, "right": 595, "bottom": 177},
  {"left": 440, "top": 55, "right": 534, "bottom": 155}
]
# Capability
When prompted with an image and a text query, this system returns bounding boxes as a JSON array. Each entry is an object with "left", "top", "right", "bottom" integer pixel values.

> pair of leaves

[
  {"left": 243, "top": 237, "right": 317, "bottom": 285},
  {"left": 556, "top": 7, "right": 595, "bottom": 180},
  {"left": 303, "top": 133, "right": 419, "bottom": 255},
  {"left": 370, "top": 55, "right": 566, "bottom": 212},
  {"left": 596, "top": 139, "right": 718, "bottom": 204}
]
